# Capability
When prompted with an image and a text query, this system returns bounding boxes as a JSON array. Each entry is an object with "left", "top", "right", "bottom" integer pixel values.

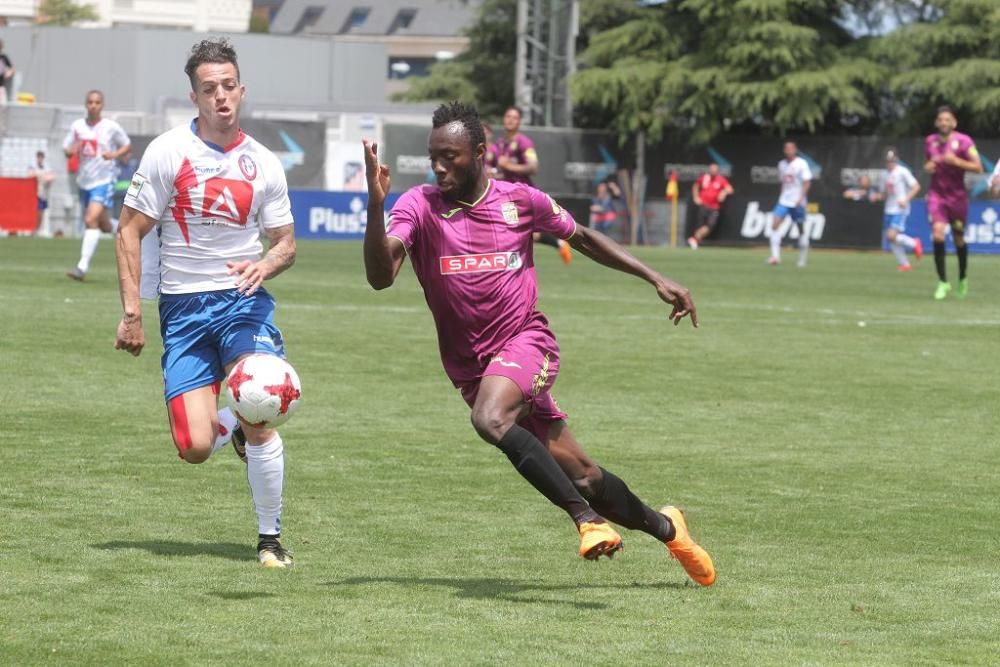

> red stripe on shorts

[{"left": 168, "top": 395, "right": 193, "bottom": 453}]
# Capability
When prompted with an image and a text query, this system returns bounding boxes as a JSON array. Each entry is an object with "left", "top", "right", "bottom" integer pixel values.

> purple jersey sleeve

[
  {"left": 386, "top": 187, "right": 425, "bottom": 252},
  {"left": 528, "top": 187, "right": 576, "bottom": 239}
]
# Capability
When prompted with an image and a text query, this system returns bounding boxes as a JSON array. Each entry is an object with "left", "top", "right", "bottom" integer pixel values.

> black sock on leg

[
  {"left": 933, "top": 241, "right": 947, "bottom": 281},
  {"left": 957, "top": 244, "right": 968, "bottom": 280},
  {"left": 496, "top": 425, "right": 599, "bottom": 525},
  {"left": 536, "top": 232, "right": 560, "bottom": 249},
  {"left": 586, "top": 468, "right": 675, "bottom": 542}
]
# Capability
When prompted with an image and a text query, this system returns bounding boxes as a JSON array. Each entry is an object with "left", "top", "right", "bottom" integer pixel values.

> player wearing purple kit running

[
  {"left": 924, "top": 106, "right": 983, "bottom": 300},
  {"left": 362, "top": 102, "right": 715, "bottom": 586}
]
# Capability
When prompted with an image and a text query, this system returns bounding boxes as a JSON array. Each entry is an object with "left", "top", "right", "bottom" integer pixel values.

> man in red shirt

[{"left": 688, "top": 162, "right": 733, "bottom": 249}]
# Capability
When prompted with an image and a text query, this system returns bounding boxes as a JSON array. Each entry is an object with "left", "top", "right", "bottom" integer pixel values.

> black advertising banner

[
  {"left": 384, "top": 123, "right": 625, "bottom": 198},
  {"left": 697, "top": 196, "right": 884, "bottom": 249},
  {"left": 240, "top": 119, "right": 326, "bottom": 189}
]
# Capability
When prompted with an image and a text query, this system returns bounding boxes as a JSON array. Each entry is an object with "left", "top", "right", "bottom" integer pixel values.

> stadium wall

[{"left": 0, "top": 26, "right": 387, "bottom": 112}]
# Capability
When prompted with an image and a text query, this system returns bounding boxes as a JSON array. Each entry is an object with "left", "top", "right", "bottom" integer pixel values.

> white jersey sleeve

[
  {"left": 257, "top": 151, "right": 293, "bottom": 229},
  {"left": 124, "top": 136, "right": 174, "bottom": 221}
]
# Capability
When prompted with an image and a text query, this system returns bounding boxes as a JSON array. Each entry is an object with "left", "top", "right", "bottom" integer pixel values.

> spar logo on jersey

[
  {"left": 440, "top": 252, "right": 522, "bottom": 275},
  {"left": 171, "top": 157, "right": 254, "bottom": 243},
  {"left": 239, "top": 155, "right": 258, "bottom": 181}
]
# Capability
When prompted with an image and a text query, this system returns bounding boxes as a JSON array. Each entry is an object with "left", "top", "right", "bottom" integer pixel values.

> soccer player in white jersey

[
  {"left": 768, "top": 141, "right": 813, "bottom": 267},
  {"left": 879, "top": 148, "right": 923, "bottom": 272},
  {"left": 64, "top": 90, "right": 131, "bottom": 281},
  {"left": 113, "top": 39, "right": 297, "bottom": 568}
]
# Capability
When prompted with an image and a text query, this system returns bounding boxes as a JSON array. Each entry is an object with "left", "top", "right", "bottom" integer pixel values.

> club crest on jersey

[
  {"left": 440, "top": 251, "right": 522, "bottom": 275},
  {"left": 239, "top": 154, "right": 257, "bottom": 181},
  {"left": 501, "top": 201, "right": 519, "bottom": 225}
]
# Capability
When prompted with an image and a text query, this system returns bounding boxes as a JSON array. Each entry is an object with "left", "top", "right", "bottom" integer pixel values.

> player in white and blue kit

[
  {"left": 64, "top": 90, "right": 131, "bottom": 281},
  {"left": 113, "top": 39, "right": 297, "bottom": 568},
  {"left": 880, "top": 148, "right": 923, "bottom": 272},
  {"left": 768, "top": 141, "right": 813, "bottom": 267}
]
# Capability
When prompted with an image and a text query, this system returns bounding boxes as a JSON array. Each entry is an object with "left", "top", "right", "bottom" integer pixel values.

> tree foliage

[
  {"left": 393, "top": 0, "right": 516, "bottom": 118},
  {"left": 38, "top": 0, "right": 99, "bottom": 26},
  {"left": 874, "top": 0, "right": 1000, "bottom": 135},
  {"left": 399, "top": 0, "right": 1000, "bottom": 143}
]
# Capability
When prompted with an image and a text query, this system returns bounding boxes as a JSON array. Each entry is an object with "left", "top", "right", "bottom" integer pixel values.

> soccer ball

[{"left": 224, "top": 354, "right": 302, "bottom": 428}]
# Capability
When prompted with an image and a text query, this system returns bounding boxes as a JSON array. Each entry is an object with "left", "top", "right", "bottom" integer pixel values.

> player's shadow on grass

[
  {"left": 94, "top": 540, "right": 251, "bottom": 562},
  {"left": 326, "top": 577, "right": 685, "bottom": 610}
]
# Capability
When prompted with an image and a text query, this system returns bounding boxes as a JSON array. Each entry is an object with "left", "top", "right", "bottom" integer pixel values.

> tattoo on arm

[{"left": 263, "top": 225, "right": 296, "bottom": 278}]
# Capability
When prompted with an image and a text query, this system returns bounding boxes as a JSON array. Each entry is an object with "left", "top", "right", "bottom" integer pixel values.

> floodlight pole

[{"left": 514, "top": 0, "right": 578, "bottom": 127}]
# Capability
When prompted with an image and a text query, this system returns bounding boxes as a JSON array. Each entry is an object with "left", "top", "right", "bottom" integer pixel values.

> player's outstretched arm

[
  {"left": 114, "top": 206, "right": 156, "bottom": 357},
  {"left": 362, "top": 139, "right": 406, "bottom": 289},
  {"left": 568, "top": 225, "right": 698, "bottom": 327}
]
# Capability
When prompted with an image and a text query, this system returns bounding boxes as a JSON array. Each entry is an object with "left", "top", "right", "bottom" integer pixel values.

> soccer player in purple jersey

[
  {"left": 496, "top": 105, "right": 573, "bottom": 265},
  {"left": 924, "top": 106, "right": 983, "bottom": 300},
  {"left": 362, "top": 102, "right": 715, "bottom": 586}
]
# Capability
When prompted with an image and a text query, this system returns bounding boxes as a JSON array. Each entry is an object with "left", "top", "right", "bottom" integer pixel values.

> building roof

[{"left": 270, "top": 0, "right": 480, "bottom": 38}]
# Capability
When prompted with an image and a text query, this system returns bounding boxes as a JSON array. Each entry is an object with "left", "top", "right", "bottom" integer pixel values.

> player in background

[
  {"left": 495, "top": 105, "right": 573, "bottom": 265},
  {"left": 113, "top": 38, "right": 297, "bottom": 568},
  {"left": 877, "top": 149, "right": 922, "bottom": 272},
  {"left": 924, "top": 106, "right": 983, "bottom": 300},
  {"left": 767, "top": 141, "right": 812, "bottom": 267},
  {"left": 688, "top": 162, "right": 733, "bottom": 249},
  {"left": 362, "top": 102, "right": 715, "bottom": 586},
  {"left": 64, "top": 90, "right": 131, "bottom": 281}
]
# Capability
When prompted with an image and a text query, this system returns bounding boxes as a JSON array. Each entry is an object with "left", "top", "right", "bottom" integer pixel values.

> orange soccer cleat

[
  {"left": 660, "top": 506, "right": 716, "bottom": 586},
  {"left": 557, "top": 239, "right": 573, "bottom": 265},
  {"left": 913, "top": 238, "right": 923, "bottom": 261},
  {"left": 578, "top": 521, "right": 623, "bottom": 560}
]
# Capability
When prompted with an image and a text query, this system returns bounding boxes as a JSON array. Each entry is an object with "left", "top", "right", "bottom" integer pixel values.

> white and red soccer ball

[{"left": 224, "top": 354, "right": 302, "bottom": 428}]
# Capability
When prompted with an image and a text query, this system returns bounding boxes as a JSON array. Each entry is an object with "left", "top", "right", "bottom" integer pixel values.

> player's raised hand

[
  {"left": 363, "top": 140, "right": 390, "bottom": 204},
  {"left": 655, "top": 278, "right": 699, "bottom": 328},
  {"left": 114, "top": 314, "right": 145, "bottom": 357}
]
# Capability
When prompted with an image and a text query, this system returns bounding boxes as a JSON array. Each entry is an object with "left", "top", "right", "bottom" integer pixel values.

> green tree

[
  {"left": 394, "top": 0, "right": 517, "bottom": 119},
  {"left": 874, "top": 0, "right": 1000, "bottom": 136},
  {"left": 572, "top": 0, "right": 883, "bottom": 144},
  {"left": 38, "top": 0, "right": 99, "bottom": 26}
]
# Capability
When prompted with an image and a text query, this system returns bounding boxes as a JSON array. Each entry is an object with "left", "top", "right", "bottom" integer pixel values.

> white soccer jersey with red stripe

[
  {"left": 124, "top": 121, "right": 293, "bottom": 295},
  {"left": 63, "top": 117, "right": 131, "bottom": 190}
]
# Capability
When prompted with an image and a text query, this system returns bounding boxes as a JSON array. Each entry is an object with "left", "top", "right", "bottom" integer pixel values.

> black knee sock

[
  {"left": 536, "top": 232, "right": 560, "bottom": 249},
  {"left": 933, "top": 241, "right": 947, "bottom": 281},
  {"left": 586, "top": 468, "right": 675, "bottom": 542},
  {"left": 957, "top": 244, "right": 968, "bottom": 280},
  {"left": 496, "top": 425, "right": 598, "bottom": 524}
]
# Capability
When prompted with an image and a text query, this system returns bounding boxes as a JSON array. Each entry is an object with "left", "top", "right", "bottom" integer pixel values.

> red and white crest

[{"left": 239, "top": 154, "right": 258, "bottom": 181}]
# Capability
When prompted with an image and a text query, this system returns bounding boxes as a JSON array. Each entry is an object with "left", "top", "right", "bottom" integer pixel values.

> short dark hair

[
  {"left": 936, "top": 105, "right": 956, "bottom": 118},
  {"left": 432, "top": 101, "right": 486, "bottom": 149},
  {"left": 86, "top": 89, "right": 104, "bottom": 101},
  {"left": 505, "top": 105, "right": 523, "bottom": 118},
  {"left": 185, "top": 38, "right": 240, "bottom": 88}
]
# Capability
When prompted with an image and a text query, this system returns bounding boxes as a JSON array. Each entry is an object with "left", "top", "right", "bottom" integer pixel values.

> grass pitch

[{"left": 1, "top": 238, "right": 998, "bottom": 665}]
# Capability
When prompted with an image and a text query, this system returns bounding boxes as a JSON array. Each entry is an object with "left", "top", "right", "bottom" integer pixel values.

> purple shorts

[
  {"left": 928, "top": 194, "right": 968, "bottom": 229},
  {"left": 459, "top": 326, "right": 568, "bottom": 442}
]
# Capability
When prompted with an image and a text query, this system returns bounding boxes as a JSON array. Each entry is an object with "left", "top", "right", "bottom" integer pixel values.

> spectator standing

[{"left": 688, "top": 162, "right": 733, "bottom": 249}]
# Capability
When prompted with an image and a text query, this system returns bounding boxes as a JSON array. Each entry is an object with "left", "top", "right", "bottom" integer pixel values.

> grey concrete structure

[
  {"left": 0, "top": 26, "right": 387, "bottom": 113},
  {"left": 270, "top": 0, "right": 480, "bottom": 37}
]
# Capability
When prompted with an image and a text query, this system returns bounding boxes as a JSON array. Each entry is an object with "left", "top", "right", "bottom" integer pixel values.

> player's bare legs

[
  {"left": 68, "top": 201, "right": 113, "bottom": 281},
  {"left": 545, "top": 420, "right": 715, "bottom": 585},
  {"left": 165, "top": 365, "right": 290, "bottom": 568},
  {"left": 469, "top": 375, "right": 620, "bottom": 559}
]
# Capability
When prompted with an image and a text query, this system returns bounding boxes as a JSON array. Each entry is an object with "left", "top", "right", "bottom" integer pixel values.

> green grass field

[{"left": 2, "top": 238, "right": 998, "bottom": 665}]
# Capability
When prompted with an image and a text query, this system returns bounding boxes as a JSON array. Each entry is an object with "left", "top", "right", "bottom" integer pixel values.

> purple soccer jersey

[
  {"left": 495, "top": 133, "right": 538, "bottom": 185},
  {"left": 387, "top": 179, "right": 577, "bottom": 388},
  {"left": 925, "top": 131, "right": 977, "bottom": 203}
]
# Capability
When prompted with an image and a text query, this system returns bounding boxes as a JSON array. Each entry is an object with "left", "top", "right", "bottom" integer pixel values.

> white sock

[
  {"left": 246, "top": 433, "right": 284, "bottom": 536},
  {"left": 769, "top": 227, "right": 781, "bottom": 259},
  {"left": 891, "top": 242, "right": 909, "bottom": 265},
  {"left": 797, "top": 233, "right": 809, "bottom": 265},
  {"left": 210, "top": 407, "right": 240, "bottom": 455},
  {"left": 77, "top": 228, "right": 101, "bottom": 272},
  {"left": 109, "top": 217, "right": 120, "bottom": 234},
  {"left": 896, "top": 233, "right": 916, "bottom": 250}
]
